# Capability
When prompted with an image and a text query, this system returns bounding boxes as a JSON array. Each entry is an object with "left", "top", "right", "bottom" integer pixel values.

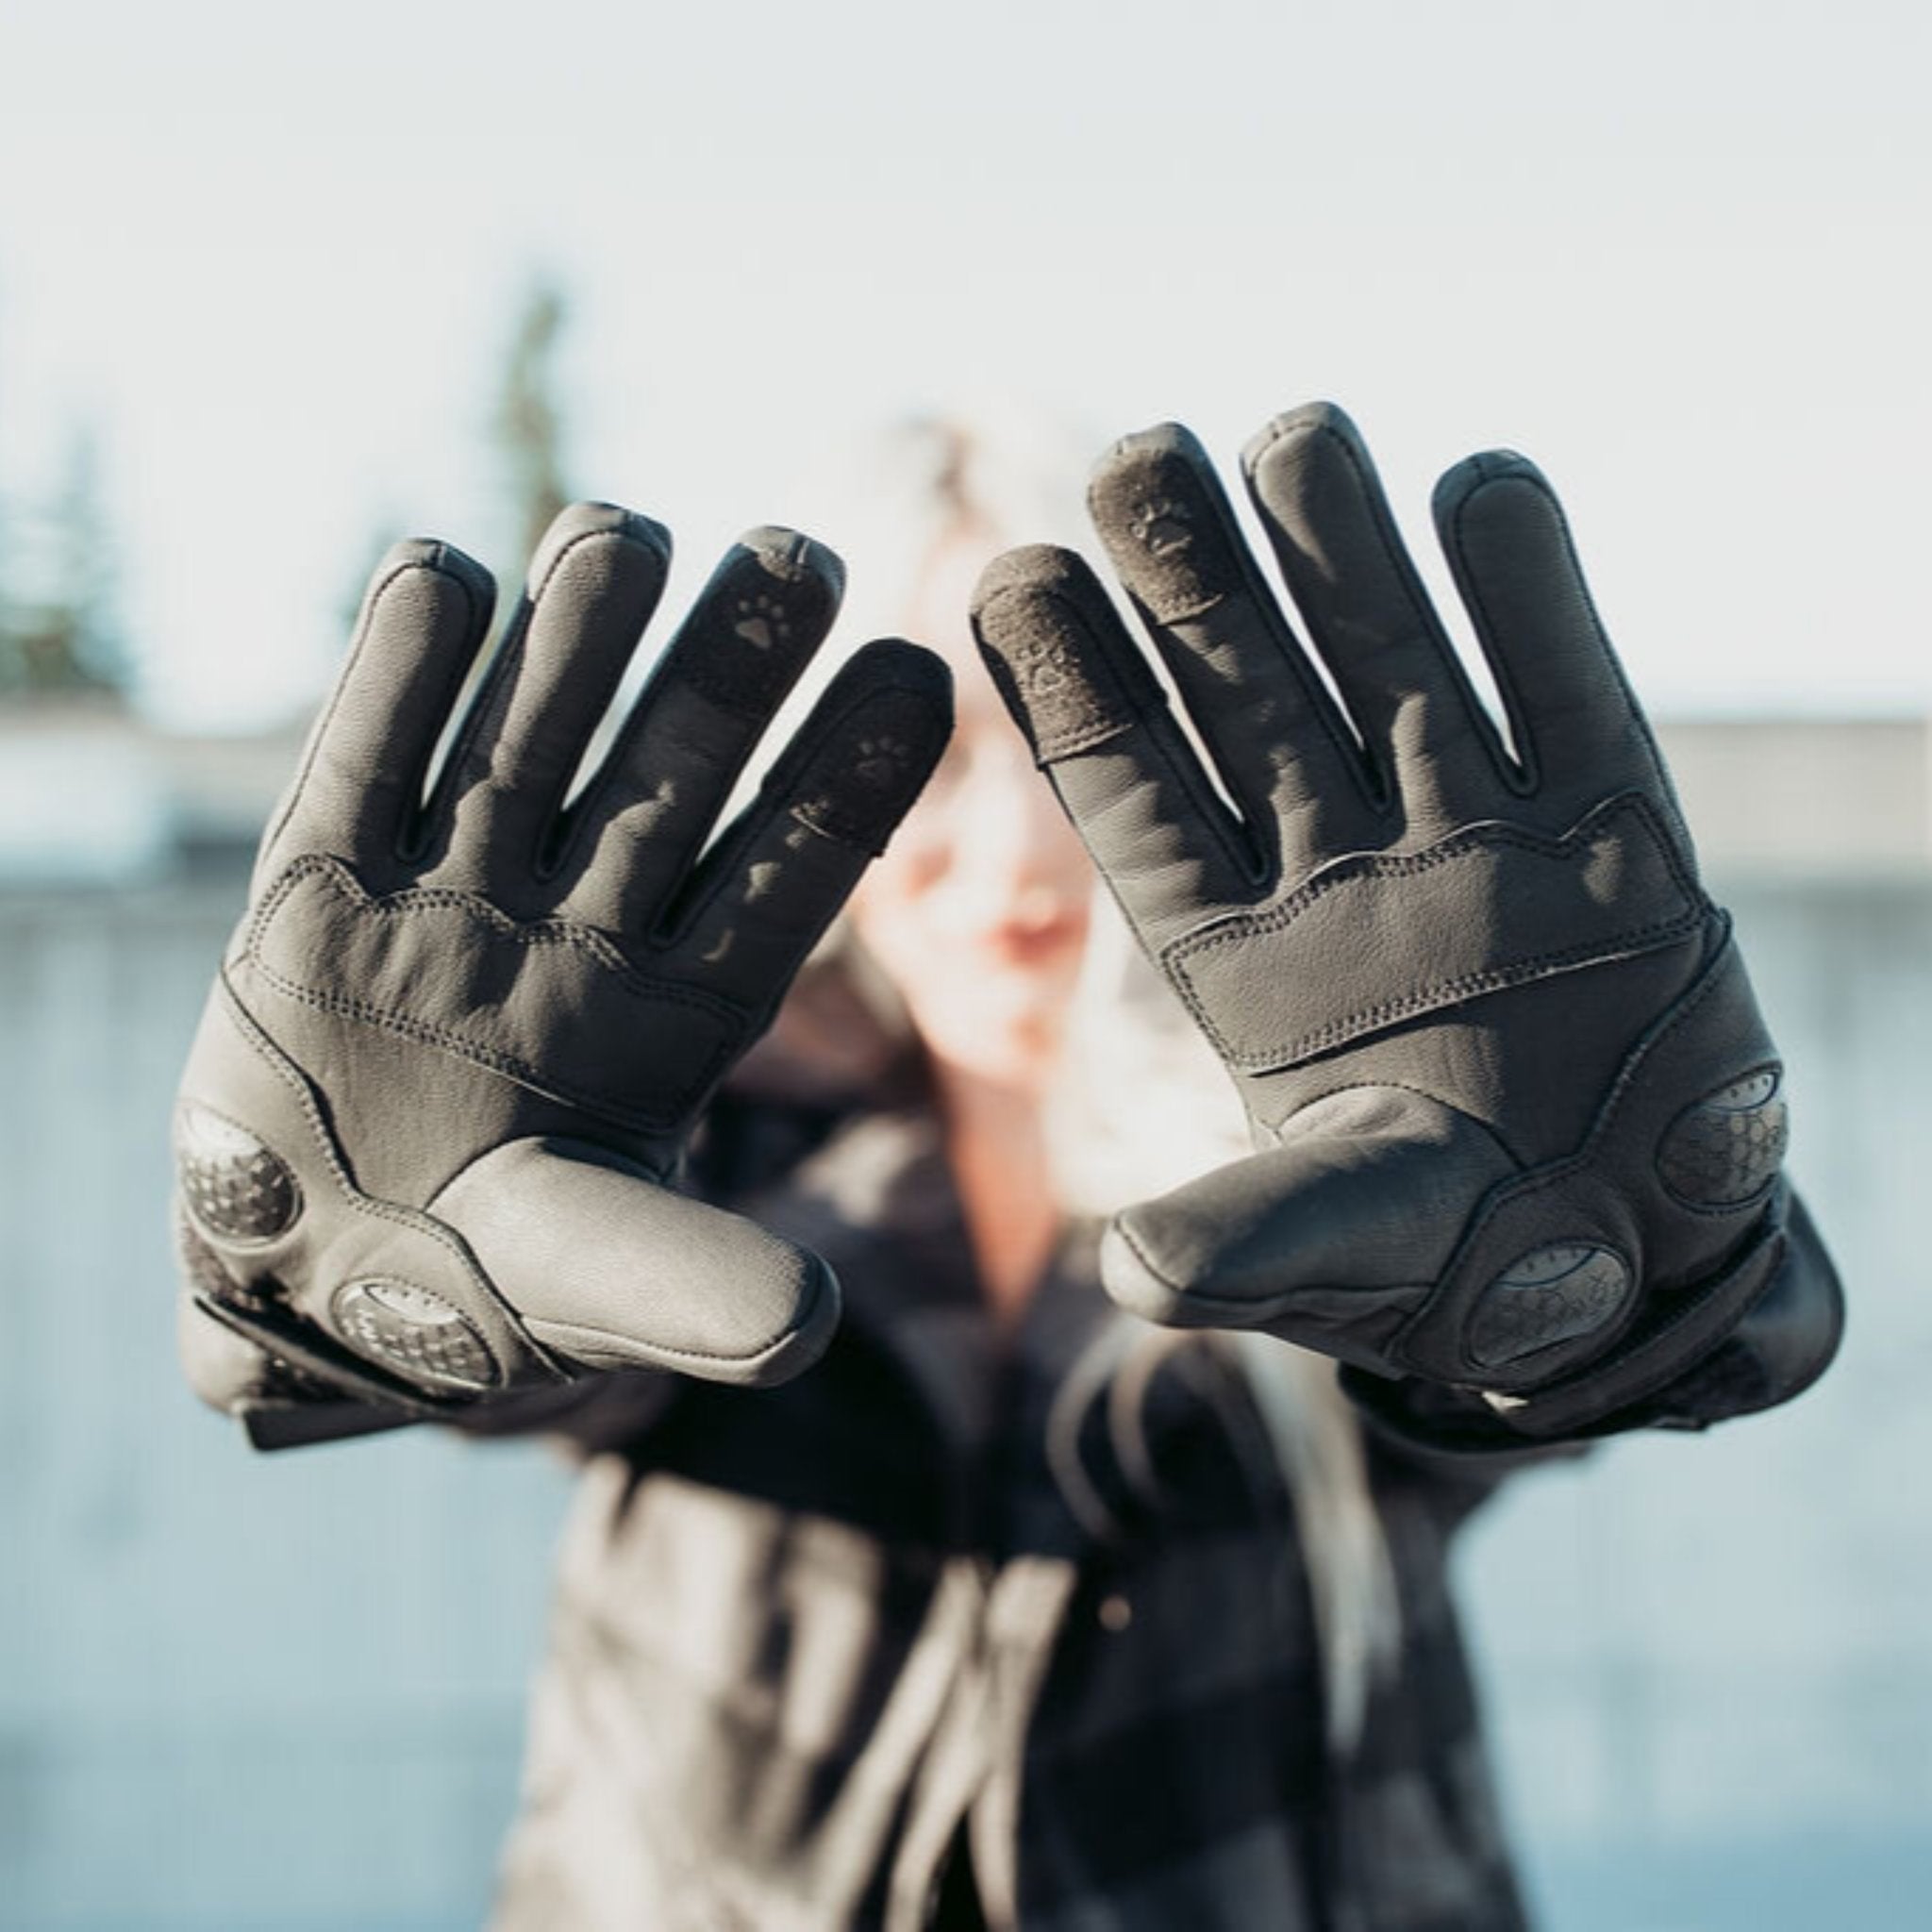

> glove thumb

[
  {"left": 1101, "top": 1087, "right": 1517, "bottom": 1374},
  {"left": 432, "top": 1137, "right": 840, "bottom": 1388}
]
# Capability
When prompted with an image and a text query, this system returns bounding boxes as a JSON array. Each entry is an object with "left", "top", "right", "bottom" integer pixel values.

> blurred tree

[
  {"left": 0, "top": 422, "right": 129, "bottom": 702},
  {"left": 492, "top": 276, "right": 575, "bottom": 572}
]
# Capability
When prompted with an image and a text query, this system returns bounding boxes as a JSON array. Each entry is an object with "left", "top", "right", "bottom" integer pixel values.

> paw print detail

[
  {"left": 733, "top": 593, "right": 791, "bottom": 651},
  {"left": 853, "top": 734, "right": 912, "bottom": 789},
  {"left": 1009, "top": 630, "right": 1074, "bottom": 702},
  {"left": 1129, "top": 497, "right": 1192, "bottom": 557},
  {"left": 987, "top": 594, "right": 1138, "bottom": 749}
]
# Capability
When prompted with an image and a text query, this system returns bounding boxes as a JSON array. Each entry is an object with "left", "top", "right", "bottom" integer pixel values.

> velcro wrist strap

[
  {"left": 193, "top": 1291, "right": 454, "bottom": 1423},
  {"left": 1477, "top": 1211, "right": 1788, "bottom": 1440}
]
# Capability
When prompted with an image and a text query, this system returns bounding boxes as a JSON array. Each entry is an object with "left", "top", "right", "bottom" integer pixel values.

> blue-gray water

[{"left": 2, "top": 871, "right": 1926, "bottom": 1929}]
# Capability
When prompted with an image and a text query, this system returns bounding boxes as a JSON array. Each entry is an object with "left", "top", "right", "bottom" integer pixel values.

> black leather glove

[
  {"left": 175, "top": 505, "right": 950, "bottom": 1447},
  {"left": 972, "top": 404, "right": 1841, "bottom": 1447}
]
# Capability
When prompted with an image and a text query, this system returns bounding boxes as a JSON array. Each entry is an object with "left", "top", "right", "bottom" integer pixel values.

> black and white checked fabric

[{"left": 485, "top": 1083, "right": 1533, "bottom": 1932}]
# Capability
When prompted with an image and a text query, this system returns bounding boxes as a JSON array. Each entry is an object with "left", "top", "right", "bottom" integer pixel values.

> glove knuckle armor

[{"left": 1657, "top": 1068, "right": 1789, "bottom": 1208}]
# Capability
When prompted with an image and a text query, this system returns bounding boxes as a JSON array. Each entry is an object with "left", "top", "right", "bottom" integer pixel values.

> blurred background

[{"left": 1, "top": 1, "right": 1927, "bottom": 1926}]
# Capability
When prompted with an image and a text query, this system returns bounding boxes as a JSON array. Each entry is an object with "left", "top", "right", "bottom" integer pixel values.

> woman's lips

[{"left": 975, "top": 909, "right": 1087, "bottom": 966}]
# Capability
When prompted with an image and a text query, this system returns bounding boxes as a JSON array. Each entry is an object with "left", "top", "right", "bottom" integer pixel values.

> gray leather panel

[
  {"left": 1164, "top": 794, "right": 1703, "bottom": 1074},
  {"left": 242, "top": 857, "right": 739, "bottom": 1134}
]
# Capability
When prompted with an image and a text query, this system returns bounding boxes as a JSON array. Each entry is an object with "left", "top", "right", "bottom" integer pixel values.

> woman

[
  {"left": 175, "top": 405, "right": 1838, "bottom": 1930},
  {"left": 488, "top": 418, "right": 1517, "bottom": 1930}
]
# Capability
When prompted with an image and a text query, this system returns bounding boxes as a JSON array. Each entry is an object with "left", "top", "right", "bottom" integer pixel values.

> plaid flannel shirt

[{"left": 486, "top": 1079, "right": 1533, "bottom": 1932}]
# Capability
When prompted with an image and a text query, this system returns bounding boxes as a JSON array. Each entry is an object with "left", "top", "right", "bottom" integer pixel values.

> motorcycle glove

[
  {"left": 175, "top": 506, "right": 951, "bottom": 1448},
  {"left": 971, "top": 404, "right": 1841, "bottom": 1447}
]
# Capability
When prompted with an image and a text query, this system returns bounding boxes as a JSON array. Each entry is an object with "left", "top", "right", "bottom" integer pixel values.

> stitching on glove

[
  {"left": 1443, "top": 465, "right": 1551, "bottom": 792},
  {"left": 1173, "top": 792, "right": 1696, "bottom": 954},
  {"left": 1462, "top": 920, "right": 1766, "bottom": 1234},
  {"left": 260, "top": 551, "right": 489, "bottom": 868},
  {"left": 433, "top": 520, "right": 667, "bottom": 831},
  {"left": 1165, "top": 793, "right": 1703, "bottom": 1070},
  {"left": 1248, "top": 414, "right": 1521, "bottom": 798},
  {"left": 514, "top": 522, "right": 680, "bottom": 876},
  {"left": 521, "top": 1294, "right": 829, "bottom": 1371},
  {"left": 242, "top": 857, "right": 741, "bottom": 1132},
  {"left": 214, "top": 977, "right": 570, "bottom": 1384},
  {"left": 1266, "top": 415, "right": 1458, "bottom": 683},
  {"left": 1390, "top": 924, "right": 1758, "bottom": 1378},
  {"left": 246, "top": 855, "right": 740, "bottom": 1015},
  {"left": 1445, "top": 466, "right": 1678, "bottom": 811},
  {"left": 243, "top": 970, "right": 729, "bottom": 1138},
  {"left": 1265, "top": 1078, "right": 1519, "bottom": 1165}
]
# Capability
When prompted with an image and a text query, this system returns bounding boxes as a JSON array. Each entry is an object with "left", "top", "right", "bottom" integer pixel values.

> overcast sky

[{"left": 0, "top": 0, "right": 1924, "bottom": 729}]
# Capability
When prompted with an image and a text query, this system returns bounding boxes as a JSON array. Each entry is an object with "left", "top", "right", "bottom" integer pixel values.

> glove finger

[
  {"left": 971, "top": 544, "right": 1257, "bottom": 955},
  {"left": 1085, "top": 423, "right": 1374, "bottom": 874},
  {"left": 1098, "top": 1085, "right": 1516, "bottom": 1368},
  {"left": 660, "top": 640, "right": 954, "bottom": 1010},
  {"left": 432, "top": 503, "right": 672, "bottom": 901},
  {"left": 1243, "top": 402, "right": 1510, "bottom": 831},
  {"left": 258, "top": 540, "right": 496, "bottom": 886},
  {"left": 432, "top": 1136, "right": 843, "bottom": 1387},
  {"left": 1431, "top": 451, "right": 1671, "bottom": 807},
  {"left": 558, "top": 527, "right": 844, "bottom": 933}
]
